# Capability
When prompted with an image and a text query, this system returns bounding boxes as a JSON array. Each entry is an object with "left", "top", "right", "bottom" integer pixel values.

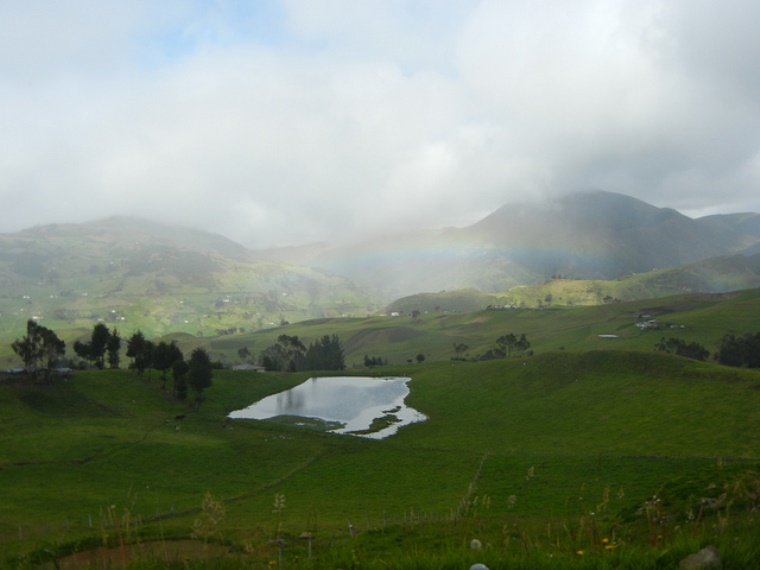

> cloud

[{"left": 1, "top": 0, "right": 759, "bottom": 246}]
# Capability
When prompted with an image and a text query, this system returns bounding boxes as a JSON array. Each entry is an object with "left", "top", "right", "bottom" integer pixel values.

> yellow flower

[
  {"left": 605, "top": 544, "right": 615, "bottom": 550},
  {"left": 577, "top": 550, "right": 584, "bottom": 556},
  {"left": 602, "top": 538, "right": 609, "bottom": 544}
]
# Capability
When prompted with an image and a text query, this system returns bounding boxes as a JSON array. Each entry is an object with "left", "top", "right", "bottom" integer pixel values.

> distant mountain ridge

[
  {"left": 1, "top": 191, "right": 760, "bottom": 343},
  {"left": 270, "top": 191, "right": 760, "bottom": 299}
]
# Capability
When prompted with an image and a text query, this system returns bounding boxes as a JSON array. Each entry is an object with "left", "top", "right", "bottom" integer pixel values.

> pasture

[
  {"left": 3, "top": 289, "right": 760, "bottom": 568},
  {"left": 2, "top": 351, "right": 760, "bottom": 568}
]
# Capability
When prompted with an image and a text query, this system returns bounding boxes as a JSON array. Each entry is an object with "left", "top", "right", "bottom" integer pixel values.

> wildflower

[
  {"left": 602, "top": 537, "right": 609, "bottom": 544},
  {"left": 605, "top": 544, "right": 615, "bottom": 550},
  {"left": 577, "top": 550, "right": 584, "bottom": 556}
]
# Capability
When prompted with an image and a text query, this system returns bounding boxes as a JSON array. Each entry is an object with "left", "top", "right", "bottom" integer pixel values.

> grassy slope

[
  {"left": 193, "top": 288, "right": 760, "bottom": 368},
  {"left": 3, "top": 289, "right": 760, "bottom": 566},
  {"left": 2, "top": 353, "right": 760, "bottom": 558}
]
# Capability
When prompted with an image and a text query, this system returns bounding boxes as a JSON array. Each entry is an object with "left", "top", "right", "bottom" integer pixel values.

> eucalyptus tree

[
  {"left": 126, "top": 330, "right": 153, "bottom": 376},
  {"left": 73, "top": 322, "right": 111, "bottom": 369},
  {"left": 12, "top": 319, "right": 66, "bottom": 377},
  {"left": 153, "top": 341, "right": 184, "bottom": 389},
  {"left": 106, "top": 328, "right": 121, "bottom": 369},
  {"left": 188, "top": 347, "right": 213, "bottom": 410}
]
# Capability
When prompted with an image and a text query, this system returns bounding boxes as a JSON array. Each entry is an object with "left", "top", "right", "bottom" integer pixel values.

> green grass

[
  {"left": 3, "top": 289, "right": 760, "bottom": 567},
  {"left": 177, "top": 287, "right": 760, "bottom": 370},
  {"left": 2, "top": 347, "right": 760, "bottom": 568}
]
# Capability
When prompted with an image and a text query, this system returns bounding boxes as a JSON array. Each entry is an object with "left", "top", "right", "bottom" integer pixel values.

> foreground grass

[{"left": 2, "top": 352, "right": 760, "bottom": 568}]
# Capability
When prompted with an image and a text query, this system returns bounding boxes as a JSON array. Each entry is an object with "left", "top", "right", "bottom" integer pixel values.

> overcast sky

[{"left": 2, "top": 0, "right": 760, "bottom": 247}]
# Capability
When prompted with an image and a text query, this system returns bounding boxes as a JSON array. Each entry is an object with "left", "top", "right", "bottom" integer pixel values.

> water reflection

[{"left": 228, "top": 376, "right": 427, "bottom": 439}]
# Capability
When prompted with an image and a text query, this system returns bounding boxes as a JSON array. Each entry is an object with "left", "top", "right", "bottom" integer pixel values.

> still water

[{"left": 228, "top": 376, "right": 427, "bottom": 439}]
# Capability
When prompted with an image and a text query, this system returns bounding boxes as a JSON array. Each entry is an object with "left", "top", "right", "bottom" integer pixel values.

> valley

[
  {"left": 2, "top": 287, "right": 760, "bottom": 568},
  {"left": 3, "top": 192, "right": 760, "bottom": 568}
]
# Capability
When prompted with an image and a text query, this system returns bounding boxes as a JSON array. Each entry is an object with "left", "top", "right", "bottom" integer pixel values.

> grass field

[
  {"left": 2, "top": 290, "right": 760, "bottom": 568},
  {"left": 189, "top": 287, "right": 760, "bottom": 369},
  {"left": 2, "top": 352, "right": 760, "bottom": 568}
]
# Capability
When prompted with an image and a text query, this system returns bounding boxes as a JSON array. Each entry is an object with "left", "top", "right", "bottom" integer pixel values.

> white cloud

[{"left": 1, "top": 0, "right": 759, "bottom": 246}]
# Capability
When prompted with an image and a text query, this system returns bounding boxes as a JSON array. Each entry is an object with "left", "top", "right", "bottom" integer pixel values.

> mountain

[
  {"left": 465, "top": 191, "right": 756, "bottom": 275},
  {"left": 698, "top": 212, "right": 760, "bottom": 239},
  {"left": 0, "top": 218, "right": 377, "bottom": 343},
  {"left": 272, "top": 191, "right": 760, "bottom": 300},
  {"left": 2, "top": 191, "right": 760, "bottom": 346}
]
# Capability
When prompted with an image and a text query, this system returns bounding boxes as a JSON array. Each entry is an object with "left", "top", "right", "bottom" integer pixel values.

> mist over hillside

[
  {"left": 0, "top": 218, "right": 377, "bottom": 343},
  {"left": 266, "top": 191, "right": 760, "bottom": 300},
  {"left": 2, "top": 190, "right": 760, "bottom": 342}
]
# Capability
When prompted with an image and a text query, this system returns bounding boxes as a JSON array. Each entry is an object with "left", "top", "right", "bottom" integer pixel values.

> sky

[{"left": 2, "top": 0, "right": 760, "bottom": 248}]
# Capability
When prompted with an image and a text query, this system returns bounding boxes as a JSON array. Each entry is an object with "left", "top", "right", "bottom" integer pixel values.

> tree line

[
  {"left": 259, "top": 334, "right": 345, "bottom": 372},
  {"left": 11, "top": 320, "right": 214, "bottom": 409},
  {"left": 656, "top": 332, "right": 760, "bottom": 368},
  {"left": 452, "top": 332, "right": 532, "bottom": 362},
  {"left": 13, "top": 317, "right": 760, "bottom": 389}
]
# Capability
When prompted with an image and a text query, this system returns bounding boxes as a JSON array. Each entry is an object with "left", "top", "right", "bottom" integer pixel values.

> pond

[{"left": 228, "top": 376, "right": 427, "bottom": 439}]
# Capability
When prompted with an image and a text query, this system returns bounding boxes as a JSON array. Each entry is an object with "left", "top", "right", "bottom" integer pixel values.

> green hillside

[
  {"left": 0, "top": 219, "right": 378, "bottom": 347},
  {"left": 2, "top": 352, "right": 760, "bottom": 567},
  {"left": 0, "top": 289, "right": 760, "bottom": 569},
  {"left": 3, "top": 288, "right": 760, "bottom": 567},
  {"left": 177, "top": 287, "right": 760, "bottom": 369},
  {"left": 3, "top": 203, "right": 760, "bottom": 354}
]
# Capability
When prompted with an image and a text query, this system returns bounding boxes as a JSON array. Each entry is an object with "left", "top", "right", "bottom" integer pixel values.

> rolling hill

[
  {"left": 0, "top": 217, "right": 378, "bottom": 346},
  {"left": 2, "top": 191, "right": 760, "bottom": 348}
]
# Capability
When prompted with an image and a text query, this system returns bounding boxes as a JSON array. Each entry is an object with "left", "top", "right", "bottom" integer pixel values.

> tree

[
  {"left": 12, "top": 320, "right": 66, "bottom": 378},
  {"left": 415, "top": 353, "right": 426, "bottom": 363},
  {"left": 172, "top": 359, "right": 189, "bottom": 401},
  {"left": 39, "top": 326, "right": 66, "bottom": 371},
  {"left": 363, "top": 355, "right": 386, "bottom": 368},
  {"left": 126, "top": 330, "right": 153, "bottom": 375},
  {"left": 153, "top": 341, "right": 184, "bottom": 389},
  {"left": 655, "top": 337, "right": 709, "bottom": 361},
  {"left": 305, "top": 335, "right": 345, "bottom": 371},
  {"left": 494, "top": 332, "right": 531, "bottom": 359},
  {"left": 237, "top": 345, "right": 252, "bottom": 363},
  {"left": 74, "top": 323, "right": 112, "bottom": 369},
  {"left": 260, "top": 334, "right": 306, "bottom": 372},
  {"left": 188, "top": 347, "right": 213, "bottom": 410},
  {"left": 90, "top": 323, "right": 110, "bottom": 369},
  {"left": 716, "top": 333, "right": 760, "bottom": 368},
  {"left": 106, "top": 328, "right": 121, "bottom": 369},
  {"left": 453, "top": 343, "right": 469, "bottom": 360}
]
